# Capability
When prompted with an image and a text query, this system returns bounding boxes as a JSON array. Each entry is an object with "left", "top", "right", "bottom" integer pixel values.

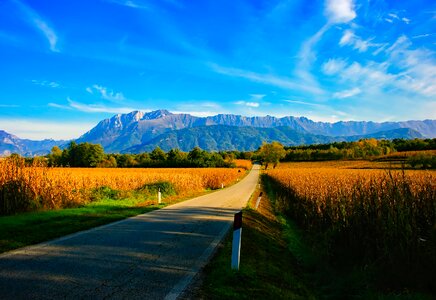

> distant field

[{"left": 276, "top": 160, "right": 398, "bottom": 169}]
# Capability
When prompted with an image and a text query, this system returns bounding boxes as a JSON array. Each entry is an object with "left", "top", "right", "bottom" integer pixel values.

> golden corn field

[
  {"left": 0, "top": 157, "right": 246, "bottom": 215},
  {"left": 233, "top": 159, "right": 253, "bottom": 170},
  {"left": 265, "top": 163, "right": 436, "bottom": 287}
]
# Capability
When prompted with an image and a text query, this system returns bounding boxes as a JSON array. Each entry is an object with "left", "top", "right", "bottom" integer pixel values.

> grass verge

[
  {"left": 0, "top": 185, "right": 211, "bottom": 254},
  {"left": 195, "top": 189, "right": 315, "bottom": 299}
]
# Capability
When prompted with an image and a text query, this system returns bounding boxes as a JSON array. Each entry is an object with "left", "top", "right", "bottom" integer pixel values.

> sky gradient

[{"left": 0, "top": 0, "right": 435, "bottom": 139}]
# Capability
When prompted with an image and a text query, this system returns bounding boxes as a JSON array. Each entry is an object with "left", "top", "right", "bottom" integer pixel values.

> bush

[{"left": 137, "top": 181, "right": 176, "bottom": 197}]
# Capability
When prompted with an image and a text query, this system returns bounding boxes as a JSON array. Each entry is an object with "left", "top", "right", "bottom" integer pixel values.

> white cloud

[
  {"left": 412, "top": 33, "right": 435, "bottom": 39},
  {"left": 329, "top": 35, "right": 436, "bottom": 99},
  {"left": 385, "top": 18, "right": 393, "bottom": 23},
  {"left": 284, "top": 100, "right": 325, "bottom": 108},
  {"left": 388, "top": 13, "right": 399, "bottom": 20},
  {"left": 209, "top": 63, "right": 324, "bottom": 95},
  {"left": 0, "top": 119, "right": 95, "bottom": 140},
  {"left": 67, "top": 99, "right": 135, "bottom": 113},
  {"left": 322, "top": 58, "right": 348, "bottom": 75},
  {"left": 340, "top": 61, "right": 394, "bottom": 86},
  {"left": 325, "top": 0, "right": 356, "bottom": 24},
  {"left": 235, "top": 101, "right": 260, "bottom": 108},
  {"left": 107, "top": 0, "right": 149, "bottom": 10},
  {"left": 49, "top": 98, "right": 146, "bottom": 114},
  {"left": 13, "top": 0, "right": 59, "bottom": 52},
  {"left": 87, "top": 85, "right": 126, "bottom": 102},
  {"left": 402, "top": 17, "right": 411, "bottom": 24},
  {"left": 333, "top": 87, "right": 361, "bottom": 98},
  {"left": 249, "top": 94, "right": 266, "bottom": 101},
  {"left": 339, "top": 30, "right": 380, "bottom": 52},
  {"left": 339, "top": 30, "right": 354, "bottom": 46},
  {"left": 32, "top": 80, "right": 61, "bottom": 88}
]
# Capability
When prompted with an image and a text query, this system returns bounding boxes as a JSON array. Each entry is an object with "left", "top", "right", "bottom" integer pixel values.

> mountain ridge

[
  {"left": 76, "top": 110, "right": 436, "bottom": 153},
  {"left": 0, "top": 110, "right": 434, "bottom": 156},
  {"left": 123, "top": 126, "right": 423, "bottom": 153}
]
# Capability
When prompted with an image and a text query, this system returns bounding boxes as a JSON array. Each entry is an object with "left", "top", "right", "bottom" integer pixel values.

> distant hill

[
  {"left": 0, "top": 130, "right": 66, "bottom": 157},
  {"left": 76, "top": 110, "right": 435, "bottom": 153},
  {"left": 123, "top": 126, "right": 423, "bottom": 153}
]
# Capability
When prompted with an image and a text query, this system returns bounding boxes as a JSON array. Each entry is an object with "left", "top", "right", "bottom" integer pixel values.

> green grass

[
  {"left": 0, "top": 196, "right": 163, "bottom": 253},
  {"left": 199, "top": 205, "right": 315, "bottom": 299}
]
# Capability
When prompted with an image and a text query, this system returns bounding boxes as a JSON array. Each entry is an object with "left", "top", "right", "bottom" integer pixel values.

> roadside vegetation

[
  {"left": 197, "top": 191, "right": 315, "bottom": 299},
  {"left": 264, "top": 164, "right": 435, "bottom": 297},
  {"left": 199, "top": 162, "right": 435, "bottom": 298},
  {"left": 0, "top": 194, "right": 162, "bottom": 253}
]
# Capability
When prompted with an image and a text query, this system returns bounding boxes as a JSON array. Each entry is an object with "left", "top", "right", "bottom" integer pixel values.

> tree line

[
  {"left": 283, "top": 138, "right": 436, "bottom": 161},
  {"left": 10, "top": 138, "right": 435, "bottom": 168},
  {"left": 46, "top": 142, "right": 252, "bottom": 168}
]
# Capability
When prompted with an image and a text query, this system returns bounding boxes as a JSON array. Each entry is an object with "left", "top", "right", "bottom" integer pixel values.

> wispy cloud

[
  {"left": 388, "top": 13, "right": 400, "bottom": 20},
  {"left": 339, "top": 30, "right": 381, "bottom": 52},
  {"left": 31, "top": 80, "right": 61, "bottom": 88},
  {"left": 322, "top": 58, "right": 348, "bottom": 75},
  {"left": 293, "top": 0, "right": 357, "bottom": 98},
  {"left": 209, "top": 63, "right": 324, "bottom": 95},
  {"left": 333, "top": 87, "right": 361, "bottom": 98},
  {"left": 12, "top": 0, "right": 59, "bottom": 52},
  {"left": 106, "top": 0, "right": 149, "bottom": 10},
  {"left": 325, "top": 35, "right": 436, "bottom": 100},
  {"left": 235, "top": 101, "right": 260, "bottom": 108},
  {"left": 49, "top": 98, "right": 144, "bottom": 114},
  {"left": 325, "top": 0, "right": 356, "bottom": 24},
  {"left": 249, "top": 94, "right": 266, "bottom": 101},
  {"left": 412, "top": 33, "right": 435, "bottom": 39},
  {"left": 0, "top": 119, "right": 95, "bottom": 140},
  {"left": 284, "top": 100, "right": 325, "bottom": 107},
  {"left": 87, "top": 85, "right": 126, "bottom": 102}
]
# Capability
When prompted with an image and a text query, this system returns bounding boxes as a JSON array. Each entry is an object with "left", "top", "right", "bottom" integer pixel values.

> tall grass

[
  {"left": 0, "top": 157, "right": 246, "bottom": 215},
  {"left": 265, "top": 167, "right": 436, "bottom": 291}
]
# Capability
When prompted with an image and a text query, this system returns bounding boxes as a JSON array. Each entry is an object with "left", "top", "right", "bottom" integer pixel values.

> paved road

[{"left": 0, "top": 165, "right": 260, "bottom": 300}]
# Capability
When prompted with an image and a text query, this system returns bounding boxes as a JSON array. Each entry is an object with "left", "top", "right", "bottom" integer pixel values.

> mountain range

[{"left": 1, "top": 109, "right": 434, "bottom": 156}]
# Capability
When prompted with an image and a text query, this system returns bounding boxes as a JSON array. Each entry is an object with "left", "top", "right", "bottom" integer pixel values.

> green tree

[
  {"left": 258, "top": 142, "right": 286, "bottom": 169},
  {"left": 66, "top": 142, "right": 104, "bottom": 167},
  {"left": 167, "top": 149, "right": 187, "bottom": 166},
  {"left": 48, "top": 146, "right": 63, "bottom": 166},
  {"left": 150, "top": 147, "right": 167, "bottom": 162}
]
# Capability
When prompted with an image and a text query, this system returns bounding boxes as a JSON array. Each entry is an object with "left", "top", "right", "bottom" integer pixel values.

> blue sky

[{"left": 0, "top": 0, "right": 435, "bottom": 139}]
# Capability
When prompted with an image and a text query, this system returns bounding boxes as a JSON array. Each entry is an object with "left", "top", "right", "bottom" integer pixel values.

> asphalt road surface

[{"left": 0, "top": 165, "right": 260, "bottom": 300}]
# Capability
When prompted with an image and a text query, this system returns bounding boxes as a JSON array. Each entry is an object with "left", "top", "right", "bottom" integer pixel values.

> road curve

[{"left": 0, "top": 165, "right": 260, "bottom": 300}]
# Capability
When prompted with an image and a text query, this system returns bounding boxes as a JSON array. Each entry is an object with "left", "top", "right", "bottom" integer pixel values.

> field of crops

[
  {"left": 0, "top": 158, "right": 246, "bottom": 215},
  {"left": 265, "top": 162, "right": 436, "bottom": 290}
]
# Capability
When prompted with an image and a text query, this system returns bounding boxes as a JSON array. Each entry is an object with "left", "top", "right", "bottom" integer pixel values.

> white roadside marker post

[
  {"left": 158, "top": 188, "right": 162, "bottom": 204},
  {"left": 231, "top": 211, "right": 242, "bottom": 270},
  {"left": 255, "top": 192, "right": 263, "bottom": 210},
  {"left": 221, "top": 183, "right": 224, "bottom": 189}
]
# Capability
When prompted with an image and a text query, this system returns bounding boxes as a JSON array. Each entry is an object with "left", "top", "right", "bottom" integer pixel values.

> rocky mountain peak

[{"left": 142, "top": 109, "right": 172, "bottom": 120}]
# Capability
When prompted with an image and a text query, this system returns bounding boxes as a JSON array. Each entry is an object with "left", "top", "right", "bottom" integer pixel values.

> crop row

[
  {"left": 265, "top": 167, "right": 436, "bottom": 285},
  {"left": 0, "top": 158, "right": 245, "bottom": 215}
]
